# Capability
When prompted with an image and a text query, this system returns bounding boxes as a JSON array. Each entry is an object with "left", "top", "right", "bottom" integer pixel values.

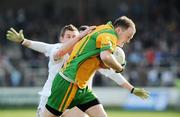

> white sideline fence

[{"left": 0, "top": 87, "right": 179, "bottom": 108}]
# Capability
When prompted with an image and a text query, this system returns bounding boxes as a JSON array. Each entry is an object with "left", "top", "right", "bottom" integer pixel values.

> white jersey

[{"left": 38, "top": 43, "right": 69, "bottom": 97}]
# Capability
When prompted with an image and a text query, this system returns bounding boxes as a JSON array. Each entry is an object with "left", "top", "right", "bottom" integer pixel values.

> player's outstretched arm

[
  {"left": 98, "top": 69, "right": 127, "bottom": 86},
  {"left": 53, "top": 26, "right": 96, "bottom": 60},
  {"left": 98, "top": 69, "right": 149, "bottom": 100},
  {"left": 6, "top": 28, "right": 53, "bottom": 54}
]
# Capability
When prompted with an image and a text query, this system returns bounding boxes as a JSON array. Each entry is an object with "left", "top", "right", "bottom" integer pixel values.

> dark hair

[
  {"left": 78, "top": 25, "right": 89, "bottom": 32},
  {"left": 113, "top": 16, "right": 136, "bottom": 32},
  {"left": 60, "top": 24, "right": 78, "bottom": 37}
]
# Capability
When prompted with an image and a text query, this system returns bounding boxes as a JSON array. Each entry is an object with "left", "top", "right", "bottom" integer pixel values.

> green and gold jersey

[{"left": 61, "top": 22, "right": 119, "bottom": 89}]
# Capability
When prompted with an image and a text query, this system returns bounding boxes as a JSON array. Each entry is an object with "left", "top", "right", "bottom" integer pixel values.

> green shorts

[{"left": 47, "top": 73, "right": 97, "bottom": 113}]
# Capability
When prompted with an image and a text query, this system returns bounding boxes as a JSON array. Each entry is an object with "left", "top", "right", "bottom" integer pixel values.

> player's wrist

[
  {"left": 20, "top": 39, "right": 24, "bottom": 44},
  {"left": 130, "top": 87, "right": 135, "bottom": 94},
  {"left": 20, "top": 38, "right": 29, "bottom": 46}
]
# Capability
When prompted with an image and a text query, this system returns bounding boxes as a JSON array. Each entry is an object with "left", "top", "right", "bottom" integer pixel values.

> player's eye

[
  {"left": 66, "top": 35, "right": 71, "bottom": 38},
  {"left": 72, "top": 35, "right": 76, "bottom": 38}
]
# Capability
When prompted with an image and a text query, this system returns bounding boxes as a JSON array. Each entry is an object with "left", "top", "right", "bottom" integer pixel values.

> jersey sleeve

[
  {"left": 96, "top": 33, "right": 117, "bottom": 52},
  {"left": 28, "top": 40, "right": 54, "bottom": 57},
  {"left": 98, "top": 68, "right": 127, "bottom": 85}
]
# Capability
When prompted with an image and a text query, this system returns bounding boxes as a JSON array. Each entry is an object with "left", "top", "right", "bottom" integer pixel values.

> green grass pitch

[
  {"left": 106, "top": 109, "right": 180, "bottom": 117},
  {"left": 0, "top": 108, "right": 179, "bottom": 117}
]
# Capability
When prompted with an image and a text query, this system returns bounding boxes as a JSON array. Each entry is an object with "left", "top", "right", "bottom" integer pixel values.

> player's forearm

[
  {"left": 54, "top": 26, "right": 96, "bottom": 59},
  {"left": 108, "top": 69, "right": 129, "bottom": 86},
  {"left": 54, "top": 36, "right": 80, "bottom": 59},
  {"left": 98, "top": 69, "right": 127, "bottom": 85},
  {"left": 98, "top": 68, "right": 134, "bottom": 92},
  {"left": 100, "top": 51, "right": 124, "bottom": 72},
  {"left": 121, "top": 81, "right": 134, "bottom": 92},
  {"left": 98, "top": 68, "right": 133, "bottom": 91},
  {"left": 22, "top": 39, "right": 51, "bottom": 54}
]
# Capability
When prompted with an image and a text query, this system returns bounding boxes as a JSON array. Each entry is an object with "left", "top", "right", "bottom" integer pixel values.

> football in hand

[{"left": 113, "top": 47, "right": 126, "bottom": 66}]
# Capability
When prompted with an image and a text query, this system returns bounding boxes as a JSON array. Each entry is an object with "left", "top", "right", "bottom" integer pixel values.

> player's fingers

[
  {"left": 10, "top": 28, "right": 18, "bottom": 35},
  {"left": 7, "top": 30, "right": 15, "bottom": 35},
  {"left": 6, "top": 34, "right": 12, "bottom": 39},
  {"left": 143, "top": 93, "right": 149, "bottom": 99},
  {"left": 19, "top": 29, "right": 23, "bottom": 34},
  {"left": 7, "top": 32, "right": 15, "bottom": 36},
  {"left": 6, "top": 33, "right": 13, "bottom": 38},
  {"left": 89, "top": 26, "right": 96, "bottom": 30},
  {"left": 82, "top": 26, "right": 96, "bottom": 34},
  {"left": 6, "top": 33, "right": 10, "bottom": 37},
  {"left": 141, "top": 96, "right": 146, "bottom": 100},
  {"left": 143, "top": 90, "right": 150, "bottom": 95},
  {"left": 141, "top": 89, "right": 149, "bottom": 94},
  {"left": 140, "top": 94, "right": 148, "bottom": 99},
  {"left": 87, "top": 26, "right": 96, "bottom": 33}
]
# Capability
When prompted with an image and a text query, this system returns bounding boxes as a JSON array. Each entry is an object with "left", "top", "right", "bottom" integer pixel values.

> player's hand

[
  {"left": 78, "top": 26, "right": 96, "bottom": 39},
  {"left": 131, "top": 87, "right": 150, "bottom": 99},
  {"left": 6, "top": 28, "right": 25, "bottom": 44}
]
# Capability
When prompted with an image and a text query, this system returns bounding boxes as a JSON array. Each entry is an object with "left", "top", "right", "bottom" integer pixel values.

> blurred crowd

[{"left": 0, "top": 0, "right": 180, "bottom": 87}]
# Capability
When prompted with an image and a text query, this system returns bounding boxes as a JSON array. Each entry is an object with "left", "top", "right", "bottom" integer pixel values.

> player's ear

[
  {"left": 115, "top": 27, "right": 122, "bottom": 34},
  {"left": 60, "top": 36, "right": 64, "bottom": 43}
]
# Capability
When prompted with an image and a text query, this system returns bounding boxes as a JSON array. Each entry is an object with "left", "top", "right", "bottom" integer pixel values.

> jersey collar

[{"left": 107, "top": 21, "right": 119, "bottom": 39}]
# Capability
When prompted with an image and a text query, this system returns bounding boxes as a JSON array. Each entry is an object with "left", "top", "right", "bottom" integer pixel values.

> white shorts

[{"left": 36, "top": 95, "right": 48, "bottom": 117}]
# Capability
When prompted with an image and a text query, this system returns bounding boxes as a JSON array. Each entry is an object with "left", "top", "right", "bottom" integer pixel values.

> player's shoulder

[
  {"left": 95, "top": 28, "right": 117, "bottom": 41},
  {"left": 49, "top": 43, "right": 64, "bottom": 60},
  {"left": 96, "top": 32, "right": 117, "bottom": 43},
  {"left": 48, "top": 43, "right": 62, "bottom": 54}
]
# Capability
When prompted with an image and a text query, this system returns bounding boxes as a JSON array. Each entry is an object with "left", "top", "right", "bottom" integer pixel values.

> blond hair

[{"left": 60, "top": 24, "right": 78, "bottom": 37}]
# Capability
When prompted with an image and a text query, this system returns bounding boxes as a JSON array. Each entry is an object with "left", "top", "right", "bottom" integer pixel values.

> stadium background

[{"left": 0, "top": 0, "right": 180, "bottom": 117}]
